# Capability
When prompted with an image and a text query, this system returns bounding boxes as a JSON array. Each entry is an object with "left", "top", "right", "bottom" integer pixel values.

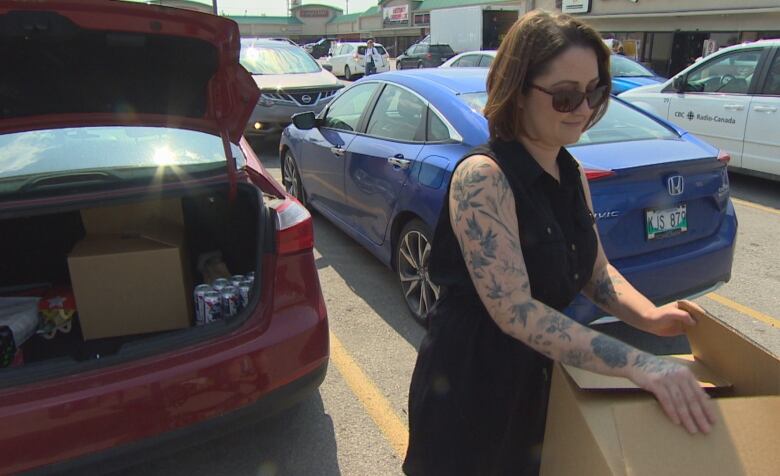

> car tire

[
  {"left": 396, "top": 219, "right": 440, "bottom": 326},
  {"left": 397, "top": 60, "right": 403, "bottom": 70},
  {"left": 417, "top": 61, "right": 423, "bottom": 69},
  {"left": 282, "top": 150, "right": 307, "bottom": 207},
  {"left": 344, "top": 65, "right": 352, "bottom": 81}
]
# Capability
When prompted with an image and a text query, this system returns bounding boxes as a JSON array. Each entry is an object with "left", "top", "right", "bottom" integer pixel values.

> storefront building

[
  {"left": 148, "top": 0, "right": 780, "bottom": 70},
  {"left": 540, "top": 0, "right": 780, "bottom": 76}
]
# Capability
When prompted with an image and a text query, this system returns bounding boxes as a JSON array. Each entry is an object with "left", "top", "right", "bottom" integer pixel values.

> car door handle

[
  {"left": 330, "top": 146, "right": 345, "bottom": 157},
  {"left": 387, "top": 155, "right": 411, "bottom": 169},
  {"left": 723, "top": 104, "right": 744, "bottom": 111},
  {"left": 753, "top": 106, "right": 778, "bottom": 113}
]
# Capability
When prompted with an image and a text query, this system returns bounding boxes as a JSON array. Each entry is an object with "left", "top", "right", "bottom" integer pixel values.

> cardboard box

[
  {"left": 540, "top": 302, "right": 780, "bottom": 476},
  {"left": 68, "top": 199, "right": 192, "bottom": 340}
]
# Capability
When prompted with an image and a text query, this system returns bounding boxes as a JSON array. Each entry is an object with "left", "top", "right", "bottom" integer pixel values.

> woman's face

[{"left": 518, "top": 46, "right": 601, "bottom": 147}]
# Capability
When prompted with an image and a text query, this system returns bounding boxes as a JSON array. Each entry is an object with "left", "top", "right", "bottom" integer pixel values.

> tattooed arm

[
  {"left": 450, "top": 155, "right": 715, "bottom": 434},
  {"left": 576, "top": 166, "right": 699, "bottom": 337}
]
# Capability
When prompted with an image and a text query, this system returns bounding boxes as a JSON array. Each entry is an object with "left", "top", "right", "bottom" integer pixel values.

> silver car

[{"left": 240, "top": 38, "right": 343, "bottom": 136}]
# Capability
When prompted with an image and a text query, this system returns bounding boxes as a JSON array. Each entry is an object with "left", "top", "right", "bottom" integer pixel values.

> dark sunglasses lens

[
  {"left": 586, "top": 86, "right": 609, "bottom": 108},
  {"left": 551, "top": 91, "right": 584, "bottom": 113}
]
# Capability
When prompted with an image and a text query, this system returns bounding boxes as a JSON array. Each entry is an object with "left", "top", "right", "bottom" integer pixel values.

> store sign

[
  {"left": 300, "top": 9, "right": 330, "bottom": 18},
  {"left": 561, "top": 0, "right": 591, "bottom": 14},
  {"left": 383, "top": 5, "right": 409, "bottom": 24}
]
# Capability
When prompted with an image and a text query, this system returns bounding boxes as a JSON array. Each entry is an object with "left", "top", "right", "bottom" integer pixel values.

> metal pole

[{"left": 212, "top": 0, "right": 218, "bottom": 15}]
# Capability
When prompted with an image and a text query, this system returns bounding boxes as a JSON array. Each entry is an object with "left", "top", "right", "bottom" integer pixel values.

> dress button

[
  {"left": 574, "top": 273, "right": 580, "bottom": 280},
  {"left": 570, "top": 244, "right": 576, "bottom": 251},
  {"left": 546, "top": 227, "right": 552, "bottom": 235}
]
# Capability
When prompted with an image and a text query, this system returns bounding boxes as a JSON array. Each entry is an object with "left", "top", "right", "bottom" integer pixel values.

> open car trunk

[{"left": 0, "top": 183, "right": 268, "bottom": 385}]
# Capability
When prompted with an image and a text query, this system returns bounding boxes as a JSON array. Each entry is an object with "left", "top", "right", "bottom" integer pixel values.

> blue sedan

[{"left": 279, "top": 69, "right": 736, "bottom": 325}]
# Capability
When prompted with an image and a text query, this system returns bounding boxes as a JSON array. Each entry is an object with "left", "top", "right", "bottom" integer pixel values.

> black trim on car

[{"left": 21, "top": 361, "right": 328, "bottom": 476}]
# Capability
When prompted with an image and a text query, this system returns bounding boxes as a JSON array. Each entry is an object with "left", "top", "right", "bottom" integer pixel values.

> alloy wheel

[
  {"left": 282, "top": 153, "right": 302, "bottom": 202},
  {"left": 398, "top": 228, "right": 440, "bottom": 323}
]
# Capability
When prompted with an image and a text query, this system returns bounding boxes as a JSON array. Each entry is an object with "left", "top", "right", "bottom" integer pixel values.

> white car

[
  {"left": 440, "top": 50, "right": 496, "bottom": 68},
  {"left": 620, "top": 39, "right": 780, "bottom": 181},
  {"left": 323, "top": 41, "right": 390, "bottom": 80}
]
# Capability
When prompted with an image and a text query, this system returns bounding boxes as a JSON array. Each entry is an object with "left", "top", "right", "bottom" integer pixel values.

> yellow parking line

[
  {"left": 329, "top": 332, "right": 409, "bottom": 458},
  {"left": 705, "top": 293, "right": 780, "bottom": 328},
  {"left": 731, "top": 197, "right": 780, "bottom": 216}
]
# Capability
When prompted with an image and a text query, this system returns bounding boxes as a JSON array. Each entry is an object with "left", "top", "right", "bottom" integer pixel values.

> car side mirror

[
  {"left": 322, "top": 64, "right": 333, "bottom": 72},
  {"left": 292, "top": 111, "right": 317, "bottom": 130},
  {"left": 672, "top": 75, "right": 686, "bottom": 92}
]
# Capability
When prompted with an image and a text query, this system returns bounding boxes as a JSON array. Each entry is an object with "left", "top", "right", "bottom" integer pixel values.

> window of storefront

[{"left": 414, "top": 13, "right": 430, "bottom": 26}]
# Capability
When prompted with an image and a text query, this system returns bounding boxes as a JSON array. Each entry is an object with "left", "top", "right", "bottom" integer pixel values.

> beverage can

[
  {"left": 238, "top": 281, "right": 252, "bottom": 308},
  {"left": 220, "top": 286, "right": 241, "bottom": 318},
  {"left": 203, "top": 291, "right": 222, "bottom": 323},
  {"left": 212, "top": 278, "right": 230, "bottom": 292},
  {"left": 193, "top": 284, "right": 212, "bottom": 325},
  {"left": 229, "top": 275, "right": 244, "bottom": 287}
]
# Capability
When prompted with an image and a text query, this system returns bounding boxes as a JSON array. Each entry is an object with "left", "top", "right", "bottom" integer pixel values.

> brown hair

[{"left": 484, "top": 10, "right": 611, "bottom": 141}]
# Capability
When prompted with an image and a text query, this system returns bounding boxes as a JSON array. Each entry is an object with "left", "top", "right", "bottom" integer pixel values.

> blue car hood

[{"left": 612, "top": 76, "right": 665, "bottom": 94}]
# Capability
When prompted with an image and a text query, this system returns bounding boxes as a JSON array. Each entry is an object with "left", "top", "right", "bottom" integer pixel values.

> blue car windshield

[
  {"left": 0, "top": 126, "right": 243, "bottom": 194},
  {"left": 457, "top": 93, "right": 677, "bottom": 145},
  {"left": 610, "top": 55, "right": 655, "bottom": 77},
  {"left": 240, "top": 44, "right": 321, "bottom": 74}
]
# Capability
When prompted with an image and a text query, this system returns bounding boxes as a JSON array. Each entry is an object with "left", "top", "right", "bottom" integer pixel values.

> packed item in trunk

[{"left": 0, "top": 297, "right": 39, "bottom": 367}]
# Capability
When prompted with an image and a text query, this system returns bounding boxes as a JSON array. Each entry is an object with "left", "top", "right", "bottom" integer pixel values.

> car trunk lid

[
  {"left": 571, "top": 139, "right": 730, "bottom": 261},
  {"left": 0, "top": 0, "right": 259, "bottom": 193}
]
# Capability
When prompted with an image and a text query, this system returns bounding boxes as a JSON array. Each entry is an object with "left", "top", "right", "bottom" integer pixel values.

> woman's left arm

[{"left": 577, "top": 166, "right": 698, "bottom": 337}]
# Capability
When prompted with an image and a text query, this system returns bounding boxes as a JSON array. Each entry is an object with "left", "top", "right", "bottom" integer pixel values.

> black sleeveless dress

[{"left": 403, "top": 139, "right": 599, "bottom": 476}]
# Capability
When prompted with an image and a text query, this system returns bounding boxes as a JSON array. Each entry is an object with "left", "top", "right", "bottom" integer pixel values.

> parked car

[
  {"left": 266, "top": 37, "right": 300, "bottom": 47},
  {"left": 323, "top": 41, "right": 390, "bottom": 80},
  {"left": 0, "top": 2, "right": 328, "bottom": 473},
  {"left": 280, "top": 69, "right": 736, "bottom": 326},
  {"left": 620, "top": 39, "right": 780, "bottom": 181},
  {"left": 610, "top": 54, "right": 666, "bottom": 94},
  {"left": 396, "top": 43, "right": 456, "bottom": 69},
  {"left": 441, "top": 50, "right": 665, "bottom": 94},
  {"left": 240, "top": 38, "right": 343, "bottom": 136},
  {"left": 304, "top": 37, "right": 337, "bottom": 59},
  {"left": 440, "top": 50, "right": 496, "bottom": 68}
]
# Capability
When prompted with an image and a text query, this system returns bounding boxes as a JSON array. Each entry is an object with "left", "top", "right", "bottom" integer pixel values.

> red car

[{"left": 0, "top": 1, "right": 328, "bottom": 473}]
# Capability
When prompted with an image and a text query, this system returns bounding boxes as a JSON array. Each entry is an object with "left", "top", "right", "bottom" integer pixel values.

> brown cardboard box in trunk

[
  {"left": 540, "top": 302, "right": 780, "bottom": 476},
  {"left": 68, "top": 199, "right": 192, "bottom": 340}
]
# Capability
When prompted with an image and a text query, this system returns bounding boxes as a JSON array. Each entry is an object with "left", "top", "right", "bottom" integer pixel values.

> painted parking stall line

[
  {"left": 329, "top": 331, "right": 409, "bottom": 458},
  {"left": 705, "top": 293, "right": 780, "bottom": 328}
]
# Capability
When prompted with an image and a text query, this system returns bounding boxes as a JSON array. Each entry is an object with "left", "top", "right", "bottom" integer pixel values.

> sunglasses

[{"left": 530, "top": 84, "right": 609, "bottom": 113}]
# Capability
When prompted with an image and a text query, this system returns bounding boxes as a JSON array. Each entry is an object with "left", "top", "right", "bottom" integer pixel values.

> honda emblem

[{"left": 667, "top": 175, "right": 684, "bottom": 196}]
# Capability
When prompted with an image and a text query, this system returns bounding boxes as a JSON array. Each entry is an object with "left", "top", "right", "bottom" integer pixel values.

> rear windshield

[
  {"left": 240, "top": 44, "right": 320, "bottom": 75},
  {"left": 456, "top": 93, "right": 677, "bottom": 144},
  {"left": 430, "top": 45, "right": 454, "bottom": 55},
  {"left": 0, "top": 126, "right": 244, "bottom": 195},
  {"left": 358, "top": 45, "right": 388, "bottom": 55}
]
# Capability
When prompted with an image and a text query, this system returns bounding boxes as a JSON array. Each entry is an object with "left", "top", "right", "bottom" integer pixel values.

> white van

[
  {"left": 324, "top": 41, "right": 390, "bottom": 80},
  {"left": 620, "top": 39, "right": 780, "bottom": 181}
]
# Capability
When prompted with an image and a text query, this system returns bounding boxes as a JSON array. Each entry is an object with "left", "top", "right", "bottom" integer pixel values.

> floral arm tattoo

[{"left": 449, "top": 156, "right": 656, "bottom": 377}]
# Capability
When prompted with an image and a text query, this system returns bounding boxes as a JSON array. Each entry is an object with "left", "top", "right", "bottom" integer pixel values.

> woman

[
  {"left": 403, "top": 11, "right": 716, "bottom": 476},
  {"left": 363, "top": 38, "right": 382, "bottom": 76}
]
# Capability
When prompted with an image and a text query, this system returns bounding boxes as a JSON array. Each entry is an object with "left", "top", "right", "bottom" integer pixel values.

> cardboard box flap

[
  {"left": 562, "top": 354, "right": 731, "bottom": 391},
  {"left": 70, "top": 234, "right": 176, "bottom": 257},
  {"left": 81, "top": 198, "right": 184, "bottom": 235},
  {"left": 680, "top": 301, "right": 780, "bottom": 396},
  {"left": 613, "top": 396, "right": 780, "bottom": 476}
]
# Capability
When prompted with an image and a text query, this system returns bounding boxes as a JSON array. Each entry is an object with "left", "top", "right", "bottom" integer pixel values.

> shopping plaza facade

[{"left": 152, "top": 0, "right": 780, "bottom": 77}]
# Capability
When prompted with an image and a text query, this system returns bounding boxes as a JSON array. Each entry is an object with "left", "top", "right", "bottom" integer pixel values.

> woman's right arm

[{"left": 449, "top": 155, "right": 714, "bottom": 434}]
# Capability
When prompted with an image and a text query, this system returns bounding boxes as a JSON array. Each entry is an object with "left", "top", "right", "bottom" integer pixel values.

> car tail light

[
  {"left": 584, "top": 168, "right": 616, "bottom": 181},
  {"left": 275, "top": 200, "right": 314, "bottom": 255},
  {"left": 426, "top": 53, "right": 432, "bottom": 60},
  {"left": 717, "top": 150, "right": 731, "bottom": 164}
]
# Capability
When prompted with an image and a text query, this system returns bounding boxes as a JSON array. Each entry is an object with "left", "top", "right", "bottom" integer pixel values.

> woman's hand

[
  {"left": 642, "top": 301, "right": 700, "bottom": 337},
  {"left": 629, "top": 354, "right": 717, "bottom": 434}
]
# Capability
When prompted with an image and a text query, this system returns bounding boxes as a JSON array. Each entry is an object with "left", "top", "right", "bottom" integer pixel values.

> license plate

[{"left": 646, "top": 204, "right": 687, "bottom": 240}]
